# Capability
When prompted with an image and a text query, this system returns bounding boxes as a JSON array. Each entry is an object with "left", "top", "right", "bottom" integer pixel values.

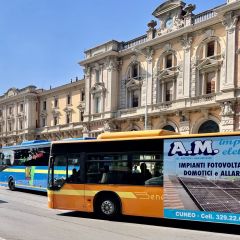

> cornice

[
  {"left": 79, "top": 51, "right": 119, "bottom": 66},
  {"left": 0, "top": 92, "right": 38, "bottom": 105},
  {"left": 215, "top": 1, "right": 240, "bottom": 16},
  {"left": 38, "top": 79, "right": 85, "bottom": 97}
]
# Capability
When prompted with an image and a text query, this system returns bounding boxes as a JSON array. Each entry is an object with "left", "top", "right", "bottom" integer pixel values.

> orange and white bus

[{"left": 48, "top": 130, "right": 240, "bottom": 225}]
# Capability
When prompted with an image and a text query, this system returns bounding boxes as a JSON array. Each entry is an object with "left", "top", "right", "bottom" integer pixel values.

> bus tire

[
  {"left": 8, "top": 178, "right": 16, "bottom": 191},
  {"left": 95, "top": 194, "right": 121, "bottom": 219}
]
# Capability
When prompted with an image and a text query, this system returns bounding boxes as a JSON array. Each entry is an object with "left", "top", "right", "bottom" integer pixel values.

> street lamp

[{"left": 132, "top": 47, "right": 153, "bottom": 130}]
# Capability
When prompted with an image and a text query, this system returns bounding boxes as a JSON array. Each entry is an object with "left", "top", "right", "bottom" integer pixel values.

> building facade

[
  {"left": 80, "top": 0, "right": 240, "bottom": 137},
  {"left": 0, "top": 0, "right": 240, "bottom": 145},
  {"left": 0, "top": 79, "right": 85, "bottom": 146},
  {"left": 0, "top": 86, "right": 40, "bottom": 146},
  {"left": 36, "top": 79, "right": 85, "bottom": 141}
]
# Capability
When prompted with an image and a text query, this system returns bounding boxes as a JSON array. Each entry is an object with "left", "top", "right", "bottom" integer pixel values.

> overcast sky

[{"left": 0, "top": 0, "right": 225, "bottom": 95}]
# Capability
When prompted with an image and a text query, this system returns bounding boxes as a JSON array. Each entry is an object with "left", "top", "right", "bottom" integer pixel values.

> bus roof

[
  {"left": 97, "top": 129, "right": 179, "bottom": 140},
  {"left": 52, "top": 130, "right": 240, "bottom": 145},
  {"left": 61, "top": 137, "right": 95, "bottom": 141},
  {"left": 1, "top": 140, "right": 51, "bottom": 150}
]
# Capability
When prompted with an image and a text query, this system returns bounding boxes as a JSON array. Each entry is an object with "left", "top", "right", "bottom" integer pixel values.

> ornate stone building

[
  {"left": 36, "top": 79, "right": 85, "bottom": 141},
  {"left": 1, "top": 0, "right": 240, "bottom": 145},
  {"left": 0, "top": 86, "right": 40, "bottom": 146},
  {"left": 0, "top": 79, "right": 85, "bottom": 146},
  {"left": 80, "top": 0, "right": 240, "bottom": 137}
]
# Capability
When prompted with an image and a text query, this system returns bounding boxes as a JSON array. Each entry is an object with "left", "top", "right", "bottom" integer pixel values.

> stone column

[{"left": 222, "top": 11, "right": 238, "bottom": 89}]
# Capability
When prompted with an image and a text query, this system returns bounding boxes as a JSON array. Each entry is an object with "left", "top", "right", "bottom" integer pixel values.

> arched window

[
  {"left": 162, "top": 125, "right": 176, "bottom": 132},
  {"left": 196, "top": 38, "right": 222, "bottom": 96},
  {"left": 157, "top": 51, "right": 178, "bottom": 102},
  {"left": 127, "top": 62, "right": 140, "bottom": 80},
  {"left": 198, "top": 120, "right": 219, "bottom": 134}
]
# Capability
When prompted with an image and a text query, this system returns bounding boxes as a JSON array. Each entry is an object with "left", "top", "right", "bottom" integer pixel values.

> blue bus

[
  {"left": 0, "top": 140, "right": 51, "bottom": 191},
  {"left": 0, "top": 138, "right": 95, "bottom": 192}
]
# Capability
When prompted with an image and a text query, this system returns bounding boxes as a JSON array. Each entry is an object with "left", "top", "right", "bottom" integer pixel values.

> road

[{"left": 0, "top": 186, "right": 239, "bottom": 240}]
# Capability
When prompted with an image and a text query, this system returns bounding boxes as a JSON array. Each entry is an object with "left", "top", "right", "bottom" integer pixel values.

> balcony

[
  {"left": 118, "top": 106, "right": 145, "bottom": 118},
  {"left": 193, "top": 10, "right": 217, "bottom": 25},
  {"left": 119, "top": 35, "right": 147, "bottom": 51},
  {"left": 189, "top": 94, "right": 217, "bottom": 107}
]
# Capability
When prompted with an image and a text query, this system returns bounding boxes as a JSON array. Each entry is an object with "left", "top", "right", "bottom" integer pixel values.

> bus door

[{"left": 49, "top": 153, "right": 84, "bottom": 210}]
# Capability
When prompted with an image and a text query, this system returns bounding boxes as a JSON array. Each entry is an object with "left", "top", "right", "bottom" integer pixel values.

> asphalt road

[{"left": 0, "top": 186, "right": 240, "bottom": 240}]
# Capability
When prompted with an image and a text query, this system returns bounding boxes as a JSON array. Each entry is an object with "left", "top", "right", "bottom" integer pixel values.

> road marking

[{"left": 0, "top": 237, "right": 7, "bottom": 240}]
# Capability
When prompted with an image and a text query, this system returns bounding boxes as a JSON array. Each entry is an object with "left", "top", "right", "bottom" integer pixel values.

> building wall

[
  {"left": 1, "top": 0, "right": 240, "bottom": 145},
  {"left": 80, "top": 0, "right": 240, "bottom": 137}
]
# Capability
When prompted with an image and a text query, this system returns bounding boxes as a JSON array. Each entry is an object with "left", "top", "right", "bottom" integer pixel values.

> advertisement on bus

[{"left": 164, "top": 135, "right": 240, "bottom": 225}]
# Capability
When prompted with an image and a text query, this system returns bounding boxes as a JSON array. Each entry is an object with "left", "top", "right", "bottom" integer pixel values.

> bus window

[
  {"left": 86, "top": 152, "right": 163, "bottom": 186},
  {"left": 67, "top": 154, "right": 81, "bottom": 183},
  {"left": 52, "top": 154, "right": 67, "bottom": 189},
  {"left": 86, "top": 153, "right": 130, "bottom": 184},
  {"left": 24, "top": 147, "right": 50, "bottom": 166},
  {"left": 1, "top": 150, "right": 14, "bottom": 166},
  {"left": 131, "top": 153, "right": 163, "bottom": 186}
]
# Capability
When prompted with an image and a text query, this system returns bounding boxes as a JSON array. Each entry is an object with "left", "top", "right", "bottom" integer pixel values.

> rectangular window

[
  {"left": 67, "top": 95, "right": 71, "bottom": 105},
  {"left": 80, "top": 112, "right": 84, "bottom": 122},
  {"left": 54, "top": 117, "right": 58, "bottom": 126},
  {"left": 166, "top": 82, "right": 173, "bottom": 101},
  {"left": 43, "top": 101, "right": 47, "bottom": 110},
  {"left": 132, "top": 64, "right": 139, "bottom": 79},
  {"left": 9, "top": 122, "right": 12, "bottom": 132},
  {"left": 42, "top": 117, "right": 46, "bottom": 127},
  {"left": 81, "top": 92, "right": 85, "bottom": 101},
  {"left": 206, "top": 72, "right": 215, "bottom": 94},
  {"left": 166, "top": 54, "right": 173, "bottom": 69},
  {"left": 132, "top": 90, "right": 139, "bottom": 108},
  {"left": 54, "top": 98, "right": 58, "bottom": 108},
  {"left": 207, "top": 41, "right": 215, "bottom": 57},
  {"left": 19, "top": 120, "right": 23, "bottom": 130},
  {"left": 95, "top": 70, "right": 100, "bottom": 83},
  {"left": 66, "top": 114, "right": 71, "bottom": 124},
  {"left": 20, "top": 104, "right": 24, "bottom": 112},
  {"left": 95, "top": 97, "right": 100, "bottom": 113}
]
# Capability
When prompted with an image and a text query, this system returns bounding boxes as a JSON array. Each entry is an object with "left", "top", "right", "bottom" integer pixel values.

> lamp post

[{"left": 132, "top": 47, "right": 153, "bottom": 130}]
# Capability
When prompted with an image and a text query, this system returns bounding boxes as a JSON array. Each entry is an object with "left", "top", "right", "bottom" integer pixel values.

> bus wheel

[
  {"left": 96, "top": 195, "right": 120, "bottom": 219},
  {"left": 8, "top": 178, "right": 16, "bottom": 191}
]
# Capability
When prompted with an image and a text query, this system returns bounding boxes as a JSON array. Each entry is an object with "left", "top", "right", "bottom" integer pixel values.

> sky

[{"left": 0, "top": 0, "right": 225, "bottom": 95}]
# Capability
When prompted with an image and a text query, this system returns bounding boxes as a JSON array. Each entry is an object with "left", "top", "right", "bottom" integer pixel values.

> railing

[
  {"left": 193, "top": 10, "right": 216, "bottom": 24},
  {"left": 120, "top": 35, "right": 147, "bottom": 51},
  {"left": 190, "top": 94, "right": 216, "bottom": 105}
]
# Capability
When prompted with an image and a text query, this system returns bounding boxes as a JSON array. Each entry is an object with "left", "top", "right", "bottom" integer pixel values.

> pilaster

[
  {"left": 181, "top": 34, "right": 192, "bottom": 98},
  {"left": 222, "top": 11, "right": 238, "bottom": 89},
  {"left": 83, "top": 67, "right": 91, "bottom": 121}
]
